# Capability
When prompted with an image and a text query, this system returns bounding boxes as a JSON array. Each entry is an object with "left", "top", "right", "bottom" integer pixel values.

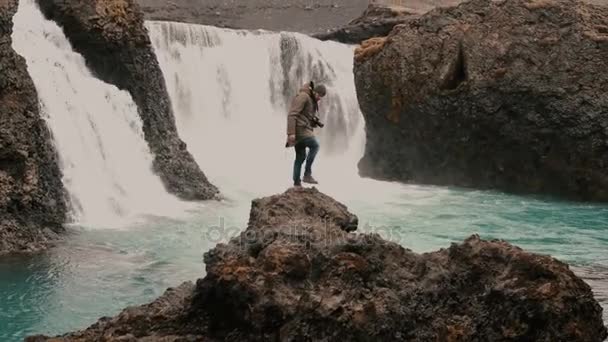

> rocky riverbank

[
  {"left": 36, "top": 0, "right": 218, "bottom": 200},
  {"left": 27, "top": 188, "right": 607, "bottom": 341},
  {"left": 355, "top": 0, "right": 608, "bottom": 201},
  {"left": 0, "top": 0, "right": 68, "bottom": 254}
]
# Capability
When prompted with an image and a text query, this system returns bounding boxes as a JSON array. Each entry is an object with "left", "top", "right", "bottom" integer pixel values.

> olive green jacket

[{"left": 287, "top": 85, "right": 316, "bottom": 140}]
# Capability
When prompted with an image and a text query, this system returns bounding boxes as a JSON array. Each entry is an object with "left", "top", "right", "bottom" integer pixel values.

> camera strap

[{"left": 308, "top": 81, "right": 319, "bottom": 113}]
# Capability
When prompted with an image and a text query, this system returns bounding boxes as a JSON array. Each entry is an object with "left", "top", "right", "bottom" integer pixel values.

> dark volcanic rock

[
  {"left": 30, "top": 188, "right": 607, "bottom": 341},
  {"left": 314, "top": 4, "right": 419, "bottom": 44},
  {"left": 355, "top": 0, "right": 608, "bottom": 201},
  {"left": 0, "top": 0, "right": 67, "bottom": 254},
  {"left": 35, "top": 0, "right": 218, "bottom": 200}
]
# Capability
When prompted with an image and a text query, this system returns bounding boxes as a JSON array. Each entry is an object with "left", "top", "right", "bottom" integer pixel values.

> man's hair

[
  {"left": 314, "top": 84, "right": 327, "bottom": 97},
  {"left": 308, "top": 81, "right": 327, "bottom": 98}
]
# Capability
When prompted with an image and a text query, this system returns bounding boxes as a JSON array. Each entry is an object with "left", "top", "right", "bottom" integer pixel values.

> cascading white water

[
  {"left": 12, "top": 0, "right": 188, "bottom": 228},
  {"left": 147, "top": 21, "right": 369, "bottom": 198}
]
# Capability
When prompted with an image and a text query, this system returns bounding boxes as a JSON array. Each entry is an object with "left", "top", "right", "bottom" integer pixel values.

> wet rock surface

[
  {"left": 35, "top": 0, "right": 218, "bottom": 200},
  {"left": 355, "top": 0, "right": 608, "bottom": 201},
  {"left": 0, "top": 0, "right": 67, "bottom": 254},
  {"left": 29, "top": 188, "right": 607, "bottom": 341}
]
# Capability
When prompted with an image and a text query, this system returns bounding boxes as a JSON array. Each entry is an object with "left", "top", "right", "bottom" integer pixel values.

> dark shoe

[
  {"left": 293, "top": 181, "right": 302, "bottom": 188},
  {"left": 302, "top": 175, "right": 318, "bottom": 184}
]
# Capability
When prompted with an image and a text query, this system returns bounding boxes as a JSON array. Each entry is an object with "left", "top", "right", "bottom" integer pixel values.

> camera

[{"left": 312, "top": 116, "right": 325, "bottom": 128}]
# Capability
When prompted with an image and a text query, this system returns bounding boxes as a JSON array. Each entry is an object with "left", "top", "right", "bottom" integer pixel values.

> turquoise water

[{"left": 1, "top": 182, "right": 607, "bottom": 341}]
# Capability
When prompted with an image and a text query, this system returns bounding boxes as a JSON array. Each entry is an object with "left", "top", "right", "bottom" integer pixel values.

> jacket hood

[{"left": 299, "top": 84, "right": 313, "bottom": 95}]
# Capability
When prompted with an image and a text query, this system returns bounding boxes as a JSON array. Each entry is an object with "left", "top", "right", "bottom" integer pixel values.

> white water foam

[
  {"left": 12, "top": 1, "right": 190, "bottom": 228},
  {"left": 146, "top": 21, "right": 411, "bottom": 204}
]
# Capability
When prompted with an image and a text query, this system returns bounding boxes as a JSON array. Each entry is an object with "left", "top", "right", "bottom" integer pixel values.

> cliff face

[
  {"left": 355, "top": 0, "right": 608, "bottom": 201},
  {"left": 28, "top": 188, "right": 607, "bottom": 341},
  {"left": 0, "top": 0, "right": 67, "bottom": 254},
  {"left": 35, "top": 0, "right": 218, "bottom": 200}
]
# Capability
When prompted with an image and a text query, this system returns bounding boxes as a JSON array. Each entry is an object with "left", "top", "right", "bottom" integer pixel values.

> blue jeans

[{"left": 293, "top": 137, "right": 319, "bottom": 185}]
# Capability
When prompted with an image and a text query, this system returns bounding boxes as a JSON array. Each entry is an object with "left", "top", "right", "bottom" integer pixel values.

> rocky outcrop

[
  {"left": 0, "top": 0, "right": 67, "bottom": 254},
  {"left": 355, "top": 0, "right": 608, "bottom": 201},
  {"left": 35, "top": 0, "right": 218, "bottom": 200},
  {"left": 314, "top": 4, "right": 419, "bottom": 44},
  {"left": 29, "top": 188, "right": 607, "bottom": 341}
]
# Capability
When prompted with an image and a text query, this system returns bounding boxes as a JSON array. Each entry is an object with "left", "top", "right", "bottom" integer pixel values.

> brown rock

[
  {"left": 315, "top": 3, "right": 418, "bottom": 44},
  {"left": 0, "top": 0, "right": 67, "bottom": 254},
  {"left": 355, "top": 0, "right": 608, "bottom": 201},
  {"left": 354, "top": 36, "right": 387, "bottom": 62}
]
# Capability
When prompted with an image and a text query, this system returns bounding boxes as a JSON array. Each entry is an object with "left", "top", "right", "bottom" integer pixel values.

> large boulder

[
  {"left": 35, "top": 0, "right": 218, "bottom": 200},
  {"left": 28, "top": 188, "right": 607, "bottom": 341},
  {"left": 0, "top": 0, "right": 67, "bottom": 254},
  {"left": 355, "top": 0, "right": 608, "bottom": 201}
]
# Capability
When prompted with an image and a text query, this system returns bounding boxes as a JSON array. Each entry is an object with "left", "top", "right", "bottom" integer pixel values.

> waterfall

[
  {"left": 146, "top": 21, "right": 366, "bottom": 196},
  {"left": 12, "top": 0, "right": 188, "bottom": 228}
]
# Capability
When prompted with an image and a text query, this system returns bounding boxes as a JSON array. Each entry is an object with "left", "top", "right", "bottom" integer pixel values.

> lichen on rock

[
  {"left": 354, "top": 36, "right": 387, "bottom": 62},
  {"left": 315, "top": 3, "right": 417, "bottom": 44}
]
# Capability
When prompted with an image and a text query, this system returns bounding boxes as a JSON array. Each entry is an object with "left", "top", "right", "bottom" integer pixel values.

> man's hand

[{"left": 286, "top": 134, "right": 296, "bottom": 147}]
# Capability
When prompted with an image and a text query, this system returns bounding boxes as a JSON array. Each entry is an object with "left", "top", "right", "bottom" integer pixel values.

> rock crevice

[{"left": 441, "top": 41, "right": 468, "bottom": 90}]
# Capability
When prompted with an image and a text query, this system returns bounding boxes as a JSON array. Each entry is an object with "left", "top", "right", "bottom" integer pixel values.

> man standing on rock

[{"left": 286, "top": 82, "right": 327, "bottom": 187}]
